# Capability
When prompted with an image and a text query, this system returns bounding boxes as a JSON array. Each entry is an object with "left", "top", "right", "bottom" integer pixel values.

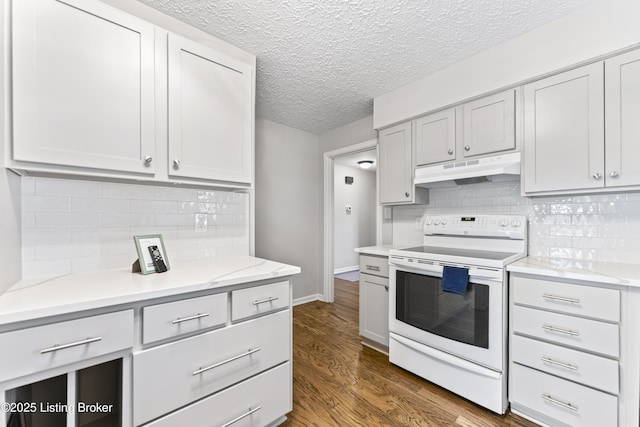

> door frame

[{"left": 323, "top": 139, "right": 381, "bottom": 303}]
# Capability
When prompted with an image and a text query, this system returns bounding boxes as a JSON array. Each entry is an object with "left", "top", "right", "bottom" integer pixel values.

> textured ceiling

[{"left": 139, "top": 0, "right": 594, "bottom": 134}]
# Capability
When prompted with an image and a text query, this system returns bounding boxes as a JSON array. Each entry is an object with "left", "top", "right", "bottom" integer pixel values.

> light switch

[{"left": 195, "top": 213, "right": 208, "bottom": 232}]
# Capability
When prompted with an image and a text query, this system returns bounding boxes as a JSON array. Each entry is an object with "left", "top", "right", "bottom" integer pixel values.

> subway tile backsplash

[
  {"left": 393, "top": 179, "right": 640, "bottom": 263},
  {"left": 22, "top": 177, "right": 250, "bottom": 278}
]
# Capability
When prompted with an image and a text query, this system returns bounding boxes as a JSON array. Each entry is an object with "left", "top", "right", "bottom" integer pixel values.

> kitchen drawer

[
  {"left": 145, "top": 362, "right": 291, "bottom": 427},
  {"left": 511, "top": 363, "right": 617, "bottom": 427},
  {"left": 512, "top": 275, "right": 620, "bottom": 322},
  {"left": 512, "top": 335, "right": 619, "bottom": 394},
  {"left": 359, "top": 254, "right": 389, "bottom": 278},
  {"left": 0, "top": 310, "right": 133, "bottom": 382},
  {"left": 231, "top": 281, "right": 289, "bottom": 322},
  {"left": 512, "top": 306, "right": 619, "bottom": 358},
  {"left": 133, "top": 309, "right": 290, "bottom": 425},
  {"left": 143, "top": 293, "right": 227, "bottom": 345}
]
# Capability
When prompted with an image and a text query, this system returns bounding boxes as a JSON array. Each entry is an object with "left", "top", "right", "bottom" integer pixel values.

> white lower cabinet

[
  {"left": 145, "top": 362, "right": 291, "bottom": 427},
  {"left": 509, "top": 274, "right": 624, "bottom": 426},
  {"left": 133, "top": 310, "right": 290, "bottom": 425},
  {"left": 358, "top": 254, "right": 389, "bottom": 351},
  {"left": 511, "top": 363, "right": 617, "bottom": 427}
]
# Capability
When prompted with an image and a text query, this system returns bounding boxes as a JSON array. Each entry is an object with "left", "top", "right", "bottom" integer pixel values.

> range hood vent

[{"left": 415, "top": 152, "right": 521, "bottom": 187}]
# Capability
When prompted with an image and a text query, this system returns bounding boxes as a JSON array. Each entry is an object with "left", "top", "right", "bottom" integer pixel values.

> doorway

[{"left": 323, "top": 139, "right": 384, "bottom": 303}]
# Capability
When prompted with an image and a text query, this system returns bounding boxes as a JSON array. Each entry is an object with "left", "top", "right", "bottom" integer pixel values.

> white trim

[
  {"left": 323, "top": 139, "right": 379, "bottom": 303},
  {"left": 293, "top": 294, "right": 324, "bottom": 306},
  {"left": 334, "top": 265, "right": 358, "bottom": 275}
]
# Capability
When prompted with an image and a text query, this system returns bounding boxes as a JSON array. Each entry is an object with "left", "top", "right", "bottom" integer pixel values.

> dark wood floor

[{"left": 282, "top": 277, "right": 538, "bottom": 427}]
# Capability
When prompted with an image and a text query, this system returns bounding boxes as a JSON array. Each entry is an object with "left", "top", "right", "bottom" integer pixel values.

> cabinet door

[
  {"left": 463, "top": 90, "right": 515, "bottom": 158},
  {"left": 359, "top": 273, "right": 389, "bottom": 346},
  {"left": 605, "top": 49, "right": 640, "bottom": 188},
  {"left": 415, "top": 109, "right": 455, "bottom": 166},
  {"left": 379, "top": 122, "right": 413, "bottom": 204},
  {"left": 12, "top": 0, "right": 156, "bottom": 174},
  {"left": 168, "top": 33, "right": 252, "bottom": 184},
  {"left": 523, "top": 63, "right": 605, "bottom": 193}
]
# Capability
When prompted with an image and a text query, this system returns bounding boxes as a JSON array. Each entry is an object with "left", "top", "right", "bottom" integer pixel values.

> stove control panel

[{"left": 423, "top": 215, "right": 527, "bottom": 239}]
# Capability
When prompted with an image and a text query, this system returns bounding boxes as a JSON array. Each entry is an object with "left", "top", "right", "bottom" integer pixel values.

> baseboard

[
  {"left": 293, "top": 293, "right": 324, "bottom": 306},
  {"left": 334, "top": 265, "right": 358, "bottom": 275}
]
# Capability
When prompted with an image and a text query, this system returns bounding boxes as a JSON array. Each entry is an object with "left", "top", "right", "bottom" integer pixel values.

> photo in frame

[{"left": 133, "top": 234, "right": 170, "bottom": 275}]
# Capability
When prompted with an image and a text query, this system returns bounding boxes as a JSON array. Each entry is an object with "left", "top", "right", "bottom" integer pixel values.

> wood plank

[{"left": 282, "top": 278, "right": 537, "bottom": 426}]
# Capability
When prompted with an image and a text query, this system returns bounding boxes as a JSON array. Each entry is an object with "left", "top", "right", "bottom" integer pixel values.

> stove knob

[
  {"left": 434, "top": 220, "right": 440, "bottom": 225},
  {"left": 425, "top": 219, "right": 432, "bottom": 226},
  {"left": 511, "top": 220, "right": 522, "bottom": 228},
  {"left": 500, "top": 220, "right": 508, "bottom": 227},
  {"left": 441, "top": 220, "right": 447, "bottom": 225}
]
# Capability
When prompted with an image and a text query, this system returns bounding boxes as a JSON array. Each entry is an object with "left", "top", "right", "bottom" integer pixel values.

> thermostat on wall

[{"left": 345, "top": 176, "right": 353, "bottom": 184}]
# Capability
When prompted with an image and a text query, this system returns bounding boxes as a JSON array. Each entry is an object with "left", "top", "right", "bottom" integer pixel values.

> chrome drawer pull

[
  {"left": 541, "top": 394, "right": 579, "bottom": 412},
  {"left": 541, "top": 356, "right": 579, "bottom": 371},
  {"left": 543, "top": 293, "right": 580, "bottom": 304},
  {"left": 220, "top": 406, "right": 262, "bottom": 427},
  {"left": 40, "top": 337, "right": 102, "bottom": 354},
  {"left": 192, "top": 348, "right": 261, "bottom": 375},
  {"left": 171, "top": 312, "right": 210, "bottom": 324},
  {"left": 366, "top": 264, "right": 380, "bottom": 272},
  {"left": 253, "top": 296, "right": 279, "bottom": 305},
  {"left": 542, "top": 324, "right": 579, "bottom": 337}
]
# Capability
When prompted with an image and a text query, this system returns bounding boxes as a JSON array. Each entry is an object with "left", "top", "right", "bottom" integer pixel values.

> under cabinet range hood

[{"left": 415, "top": 152, "right": 521, "bottom": 187}]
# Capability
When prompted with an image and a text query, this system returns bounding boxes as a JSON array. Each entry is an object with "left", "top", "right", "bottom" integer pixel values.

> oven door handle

[
  {"left": 390, "top": 258, "right": 502, "bottom": 280},
  {"left": 391, "top": 333, "right": 501, "bottom": 380}
]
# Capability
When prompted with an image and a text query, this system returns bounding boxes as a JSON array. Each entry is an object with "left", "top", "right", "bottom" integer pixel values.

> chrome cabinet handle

[
  {"left": 541, "top": 394, "right": 578, "bottom": 412},
  {"left": 543, "top": 293, "right": 580, "bottom": 304},
  {"left": 173, "top": 159, "right": 181, "bottom": 170},
  {"left": 366, "top": 264, "right": 380, "bottom": 272},
  {"left": 192, "top": 348, "right": 261, "bottom": 375},
  {"left": 253, "top": 296, "right": 279, "bottom": 305},
  {"left": 384, "top": 285, "right": 389, "bottom": 291},
  {"left": 220, "top": 406, "right": 262, "bottom": 427},
  {"left": 447, "top": 149, "right": 454, "bottom": 155},
  {"left": 592, "top": 172, "right": 602, "bottom": 180},
  {"left": 144, "top": 156, "right": 153, "bottom": 165},
  {"left": 40, "top": 337, "right": 102, "bottom": 354},
  {"left": 464, "top": 145, "right": 471, "bottom": 151},
  {"left": 542, "top": 324, "right": 579, "bottom": 337},
  {"left": 609, "top": 171, "right": 619, "bottom": 178},
  {"left": 541, "top": 355, "right": 579, "bottom": 371},
  {"left": 172, "top": 312, "right": 210, "bottom": 324},
  {"left": 405, "top": 192, "right": 410, "bottom": 197}
]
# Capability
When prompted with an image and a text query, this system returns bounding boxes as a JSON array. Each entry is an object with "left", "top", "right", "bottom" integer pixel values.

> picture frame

[{"left": 133, "top": 234, "right": 170, "bottom": 275}]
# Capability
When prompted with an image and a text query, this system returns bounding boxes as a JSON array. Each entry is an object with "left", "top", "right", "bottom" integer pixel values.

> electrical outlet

[
  {"left": 195, "top": 214, "right": 208, "bottom": 232},
  {"left": 415, "top": 216, "right": 423, "bottom": 229}
]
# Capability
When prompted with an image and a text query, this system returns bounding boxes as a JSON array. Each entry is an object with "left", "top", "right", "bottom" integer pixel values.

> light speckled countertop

[
  {"left": 507, "top": 256, "right": 640, "bottom": 287},
  {"left": 0, "top": 256, "right": 301, "bottom": 325},
  {"left": 354, "top": 244, "right": 410, "bottom": 257}
]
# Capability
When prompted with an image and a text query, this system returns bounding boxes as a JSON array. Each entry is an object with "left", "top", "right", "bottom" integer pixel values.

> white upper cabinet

[
  {"left": 415, "top": 109, "right": 455, "bottom": 166},
  {"left": 462, "top": 90, "right": 515, "bottom": 158},
  {"left": 9, "top": 0, "right": 255, "bottom": 188},
  {"left": 524, "top": 49, "right": 640, "bottom": 195},
  {"left": 523, "top": 62, "right": 605, "bottom": 193},
  {"left": 415, "top": 90, "right": 516, "bottom": 167},
  {"left": 605, "top": 49, "right": 640, "bottom": 188},
  {"left": 12, "top": 0, "right": 156, "bottom": 175},
  {"left": 167, "top": 34, "right": 252, "bottom": 184},
  {"left": 379, "top": 122, "right": 413, "bottom": 205}
]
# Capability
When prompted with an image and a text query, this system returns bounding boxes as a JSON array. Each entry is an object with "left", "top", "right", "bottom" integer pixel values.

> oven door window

[{"left": 396, "top": 270, "right": 490, "bottom": 348}]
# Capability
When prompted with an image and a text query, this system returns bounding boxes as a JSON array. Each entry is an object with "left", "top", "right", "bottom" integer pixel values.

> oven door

[{"left": 389, "top": 260, "right": 506, "bottom": 371}]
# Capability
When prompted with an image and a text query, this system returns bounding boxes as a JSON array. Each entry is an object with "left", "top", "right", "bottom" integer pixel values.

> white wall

[
  {"left": 0, "top": 0, "right": 21, "bottom": 292},
  {"left": 393, "top": 181, "right": 640, "bottom": 263},
  {"left": 21, "top": 177, "right": 249, "bottom": 278},
  {"left": 374, "top": 0, "right": 640, "bottom": 129},
  {"left": 255, "top": 119, "right": 322, "bottom": 302},
  {"left": 333, "top": 164, "right": 376, "bottom": 271}
]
